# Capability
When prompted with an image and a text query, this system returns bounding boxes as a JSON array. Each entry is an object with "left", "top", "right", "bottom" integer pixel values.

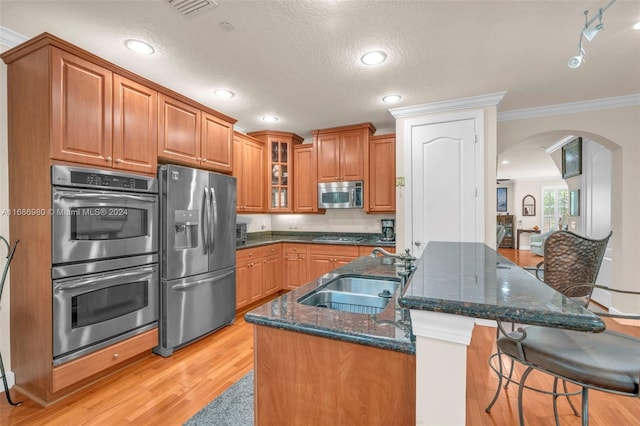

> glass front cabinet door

[{"left": 247, "top": 130, "right": 303, "bottom": 212}]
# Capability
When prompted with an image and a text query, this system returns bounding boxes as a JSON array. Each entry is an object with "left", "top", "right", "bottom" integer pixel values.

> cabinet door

[
  {"left": 51, "top": 48, "right": 113, "bottom": 166},
  {"left": 316, "top": 132, "right": 341, "bottom": 182},
  {"left": 249, "top": 260, "right": 265, "bottom": 303},
  {"left": 112, "top": 75, "right": 157, "bottom": 174},
  {"left": 368, "top": 135, "right": 396, "bottom": 212},
  {"left": 309, "top": 253, "right": 336, "bottom": 280},
  {"left": 283, "top": 244, "right": 309, "bottom": 289},
  {"left": 293, "top": 144, "right": 318, "bottom": 213},
  {"left": 201, "top": 112, "right": 233, "bottom": 173},
  {"left": 158, "top": 94, "right": 200, "bottom": 166},
  {"left": 236, "top": 259, "right": 252, "bottom": 309},
  {"left": 340, "top": 129, "right": 365, "bottom": 181},
  {"left": 263, "top": 254, "right": 282, "bottom": 296},
  {"left": 234, "top": 137, "right": 266, "bottom": 213}
]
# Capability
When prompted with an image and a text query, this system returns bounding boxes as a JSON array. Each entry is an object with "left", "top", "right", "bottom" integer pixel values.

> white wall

[{"left": 498, "top": 104, "right": 640, "bottom": 314}]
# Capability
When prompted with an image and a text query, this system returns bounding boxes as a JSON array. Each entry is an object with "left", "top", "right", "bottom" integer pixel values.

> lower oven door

[{"left": 53, "top": 263, "right": 158, "bottom": 364}]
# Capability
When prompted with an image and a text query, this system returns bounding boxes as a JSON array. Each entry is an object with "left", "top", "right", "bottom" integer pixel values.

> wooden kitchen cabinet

[
  {"left": 282, "top": 243, "right": 310, "bottom": 289},
  {"left": 236, "top": 244, "right": 282, "bottom": 309},
  {"left": 50, "top": 48, "right": 158, "bottom": 174},
  {"left": 1, "top": 33, "right": 238, "bottom": 404},
  {"left": 158, "top": 94, "right": 235, "bottom": 173},
  {"left": 248, "top": 131, "right": 303, "bottom": 213},
  {"left": 313, "top": 122, "right": 375, "bottom": 183},
  {"left": 233, "top": 132, "right": 266, "bottom": 213},
  {"left": 158, "top": 94, "right": 201, "bottom": 166},
  {"left": 201, "top": 112, "right": 233, "bottom": 173},
  {"left": 367, "top": 134, "right": 396, "bottom": 213},
  {"left": 262, "top": 245, "right": 283, "bottom": 296},
  {"left": 292, "top": 143, "right": 319, "bottom": 213},
  {"left": 309, "top": 244, "right": 359, "bottom": 279}
]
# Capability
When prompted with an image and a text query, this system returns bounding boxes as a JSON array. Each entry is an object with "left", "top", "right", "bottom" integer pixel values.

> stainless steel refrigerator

[{"left": 154, "top": 164, "right": 236, "bottom": 357}]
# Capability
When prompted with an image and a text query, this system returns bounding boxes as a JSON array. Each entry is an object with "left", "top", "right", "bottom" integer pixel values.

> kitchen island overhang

[{"left": 398, "top": 241, "right": 605, "bottom": 426}]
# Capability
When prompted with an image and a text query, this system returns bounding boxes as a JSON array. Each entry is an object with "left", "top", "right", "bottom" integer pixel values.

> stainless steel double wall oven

[{"left": 51, "top": 165, "right": 159, "bottom": 365}]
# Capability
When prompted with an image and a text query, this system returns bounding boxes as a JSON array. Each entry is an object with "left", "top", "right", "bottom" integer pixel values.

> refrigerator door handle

[
  {"left": 210, "top": 187, "right": 218, "bottom": 253},
  {"left": 202, "top": 187, "right": 210, "bottom": 255},
  {"left": 170, "top": 270, "right": 234, "bottom": 290}
]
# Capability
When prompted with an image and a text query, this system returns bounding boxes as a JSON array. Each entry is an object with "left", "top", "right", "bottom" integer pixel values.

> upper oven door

[{"left": 52, "top": 187, "right": 158, "bottom": 265}]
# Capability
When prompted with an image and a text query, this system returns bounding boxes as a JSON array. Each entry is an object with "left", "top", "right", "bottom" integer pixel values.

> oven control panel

[{"left": 51, "top": 165, "right": 158, "bottom": 193}]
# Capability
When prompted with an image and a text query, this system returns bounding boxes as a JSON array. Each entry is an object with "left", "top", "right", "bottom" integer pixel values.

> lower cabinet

[
  {"left": 282, "top": 243, "right": 310, "bottom": 289},
  {"left": 309, "top": 245, "right": 359, "bottom": 279},
  {"left": 236, "top": 244, "right": 282, "bottom": 310}
]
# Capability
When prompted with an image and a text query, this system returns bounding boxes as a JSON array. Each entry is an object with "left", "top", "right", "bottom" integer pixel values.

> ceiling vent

[{"left": 166, "top": 0, "right": 218, "bottom": 17}]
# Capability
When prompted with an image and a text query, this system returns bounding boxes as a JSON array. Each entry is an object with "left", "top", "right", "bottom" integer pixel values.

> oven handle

[
  {"left": 53, "top": 191, "right": 156, "bottom": 203},
  {"left": 170, "top": 270, "right": 234, "bottom": 290},
  {"left": 54, "top": 267, "right": 156, "bottom": 291}
]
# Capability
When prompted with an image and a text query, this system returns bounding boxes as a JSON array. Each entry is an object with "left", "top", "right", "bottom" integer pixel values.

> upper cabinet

[
  {"left": 367, "top": 134, "right": 396, "bottom": 213},
  {"left": 247, "top": 131, "right": 303, "bottom": 213},
  {"left": 51, "top": 48, "right": 158, "bottom": 174},
  {"left": 233, "top": 132, "right": 266, "bottom": 213},
  {"left": 313, "top": 122, "right": 375, "bottom": 183},
  {"left": 158, "top": 95, "right": 234, "bottom": 173},
  {"left": 293, "top": 143, "right": 319, "bottom": 213}
]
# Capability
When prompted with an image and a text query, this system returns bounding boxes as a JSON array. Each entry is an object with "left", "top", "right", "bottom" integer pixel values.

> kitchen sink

[{"left": 297, "top": 276, "right": 400, "bottom": 315}]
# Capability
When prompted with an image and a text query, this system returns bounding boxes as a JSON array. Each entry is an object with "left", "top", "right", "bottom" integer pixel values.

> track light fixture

[{"left": 567, "top": 0, "right": 616, "bottom": 69}]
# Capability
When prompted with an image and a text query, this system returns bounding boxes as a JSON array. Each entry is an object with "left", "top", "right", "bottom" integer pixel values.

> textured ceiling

[{"left": 1, "top": 0, "right": 639, "bottom": 179}]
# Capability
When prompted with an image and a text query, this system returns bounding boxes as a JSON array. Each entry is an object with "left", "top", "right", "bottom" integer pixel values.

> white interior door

[{"left": 410, "top": 117, "right": 479, "bottom": 257}]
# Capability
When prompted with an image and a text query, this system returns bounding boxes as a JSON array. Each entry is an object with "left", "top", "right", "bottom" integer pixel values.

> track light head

[
  {"left": 582, "top": 22, "right": 604, "bottom": 41},
  {"left": 568, "top": 54, "right": 584, "bottom": 68}
]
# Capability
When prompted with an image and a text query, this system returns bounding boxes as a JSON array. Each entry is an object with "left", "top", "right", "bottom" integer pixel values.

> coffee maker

[{"left": 380, "top": 219, "right": 396, "bottom": 242}]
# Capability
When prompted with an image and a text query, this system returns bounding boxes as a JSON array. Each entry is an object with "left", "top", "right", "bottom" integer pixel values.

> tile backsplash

[{"left": 239, "top": 210, "right": 394, "bottom": 234}]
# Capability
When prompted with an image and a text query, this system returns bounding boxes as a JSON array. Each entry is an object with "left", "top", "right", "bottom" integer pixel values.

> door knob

[{"left": 414, "top": 240, "right": 422, "bottom": 247}]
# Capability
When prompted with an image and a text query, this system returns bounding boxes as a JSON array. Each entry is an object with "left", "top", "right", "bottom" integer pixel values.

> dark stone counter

[
  {"left": 244, "top": 256, "right": 415, "bottom": 354},
  {"left": 399, "top": 242, "right": 605, "bottom": 332},
  {"left": 236, "top": 231, "right": 397, "bottom": 250}
]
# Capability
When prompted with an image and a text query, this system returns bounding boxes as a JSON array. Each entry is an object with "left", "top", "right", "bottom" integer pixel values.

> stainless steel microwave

[{"left": 318, "top": 181, "right": 363, "bottom": 209}]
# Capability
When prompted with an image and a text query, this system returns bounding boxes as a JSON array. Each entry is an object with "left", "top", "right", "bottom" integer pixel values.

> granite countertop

[
  {"left": 399, "top": 242, "right": 605, "bottom": 332},
  {"left": 244, "top": 256, "right": 415, "bottom": 354},
  {"left": 236, "top": 231, "right": 397, "bottom": 250}
]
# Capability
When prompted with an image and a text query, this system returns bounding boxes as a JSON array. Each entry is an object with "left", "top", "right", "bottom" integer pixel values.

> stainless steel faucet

[{"left": 370, "top": 247, "right": 416, "bottom": 271}]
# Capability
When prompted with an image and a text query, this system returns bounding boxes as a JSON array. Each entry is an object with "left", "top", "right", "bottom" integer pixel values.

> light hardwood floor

[{"left": 1, "top": 255, "right": 639, "bottom": 425}]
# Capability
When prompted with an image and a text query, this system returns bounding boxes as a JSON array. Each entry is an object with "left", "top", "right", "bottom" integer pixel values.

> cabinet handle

[
  {"left": 113, "top": 353, "right": 119, "bottom": 359},
  {"left": 115, "top": 159, "right": 123, "bottom": 164},
  {"left": 196, "top": 158, "right": 202, "bottom": 161},
  {"left": 105, "top": 156, "right": 112, "bottom": 162}
]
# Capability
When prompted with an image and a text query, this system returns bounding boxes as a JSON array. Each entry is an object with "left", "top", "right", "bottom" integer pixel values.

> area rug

[{"left": 184, "top": 371, "right": 254, "bottom": 426}]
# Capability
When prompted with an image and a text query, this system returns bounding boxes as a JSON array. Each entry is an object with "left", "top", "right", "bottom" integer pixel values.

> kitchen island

[
  {"left": 246, "top": 242, "right": 604, "bottom": 425},
  {"left": 245, "top": 256, "right": 416, "bottom": 425}
]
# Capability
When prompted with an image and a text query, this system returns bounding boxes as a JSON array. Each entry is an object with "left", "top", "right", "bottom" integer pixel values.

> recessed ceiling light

[
  {"left": 124, "top": 39, "right": 154, "bottom": 55},
  {"left": 262, "top": 115, "right": 279, "bottom": 123},
  {"left": 634, "top": 20, "right": 640, "bottom": 30},
  {"left": 360, "top": 50, "right": 387, "bottom": 65},
  {"left": 382, "top": 95, "right": 401, "bottom": 103},
  {"left": 214, "top": 89, "right": 235, "bottom": 99}
]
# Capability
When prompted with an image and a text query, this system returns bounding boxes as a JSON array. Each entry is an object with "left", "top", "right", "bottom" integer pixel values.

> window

[{"left": 542, "top": 186, "right": 569, "bottom": 232}]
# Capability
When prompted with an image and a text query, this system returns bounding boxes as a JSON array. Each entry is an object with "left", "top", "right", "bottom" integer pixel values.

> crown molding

[
  {"left": 498, "top": 94, "right": 640, "bottom": 122},
  {"left": 0, "top": 26, "right": 28, "bottom": 48},
  {"left": 389, "top": 91, "right": 507, "bottom": 119}
]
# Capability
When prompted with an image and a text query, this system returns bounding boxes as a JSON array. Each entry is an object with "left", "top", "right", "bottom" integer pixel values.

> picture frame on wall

[
  {"left": 497, "top": 187, "right": 507, "bottom": 212},
  {"left": 562, "top": 137, "right": 582, "bottom": 179}
]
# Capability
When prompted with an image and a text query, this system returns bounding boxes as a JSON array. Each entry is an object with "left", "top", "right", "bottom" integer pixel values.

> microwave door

[
  {"left": 162, "top": 165, "right": 209, "bottom": 280},
  {"left": 208, "top": 173, "right": 236, "bottom": 272}
]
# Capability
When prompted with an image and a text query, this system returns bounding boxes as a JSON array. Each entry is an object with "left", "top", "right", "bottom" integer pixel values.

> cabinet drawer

[
  {"left": 51, "top": 328, "right": 157, "bottom": 393},
  {"left": 283, "top": 243, "right": 309, "bottom": 256},
  {"left": 308, "top": 244, "right": 359, "bottom": 257},
  {"left": 237, "top": 244, "right": 281, "bottom": 263}
]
